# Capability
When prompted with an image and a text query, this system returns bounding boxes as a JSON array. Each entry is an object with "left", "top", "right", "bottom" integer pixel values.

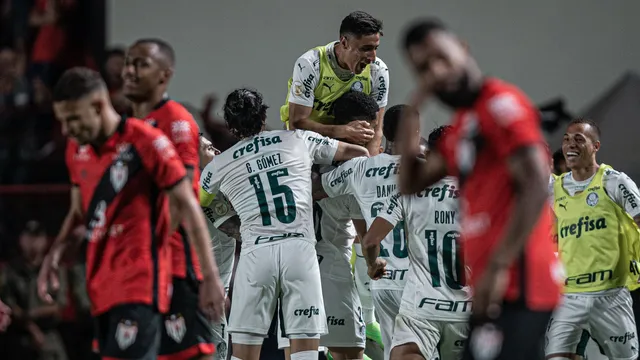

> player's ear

[
  {"left": 378, "top": 146, "right": 384, "bottom": 155},
  {"left": 160, "top": 68, "right": 174, "bottom": 84},
  {"left": 593, "top": 140, "right": 601, "bottom": 152},
  {"left": 339, "top": 35, "right": 348, "bottom": 49}
]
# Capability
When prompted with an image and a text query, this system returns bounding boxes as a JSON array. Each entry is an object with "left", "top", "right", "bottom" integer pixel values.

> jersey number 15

[{"left": 249, "top": 168, "right": 297, "bottom": 226}]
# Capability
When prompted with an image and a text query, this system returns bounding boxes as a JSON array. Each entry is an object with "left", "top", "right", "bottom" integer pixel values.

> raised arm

[{"left": 334, "top": 141, "right": 369, "bottom": 162}]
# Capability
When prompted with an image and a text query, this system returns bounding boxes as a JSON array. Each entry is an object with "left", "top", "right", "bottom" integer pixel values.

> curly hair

[
  {"left": 383, "top": 104, "right": 418, "bottom": 142},
  {"left": 427, "top": 125, "right": 453, "bottom": 150},
  {"left": 223, "top": 88, "right": 269, "bottom": 139},
  {"left": 333, "top": 91, "right": 379, "bottom": 125}
]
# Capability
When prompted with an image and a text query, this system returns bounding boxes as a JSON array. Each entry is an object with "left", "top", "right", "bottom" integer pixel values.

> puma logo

[
  {"left": 322, "top": 83, "right": 334, "bottom": 92},
  {"left": 559, "top": 203, "right": 567, "bottom": 211},
  {"left": 297, "top": 63, "right": 305, "bottom": 71}
]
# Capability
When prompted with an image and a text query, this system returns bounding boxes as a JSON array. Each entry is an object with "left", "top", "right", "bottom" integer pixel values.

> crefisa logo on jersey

[
  {"left": 232, "top": 135, "right": 282, "bottom": 159},
  {"left": 115, "top": 319, "right": 138, "bottom": 350}
]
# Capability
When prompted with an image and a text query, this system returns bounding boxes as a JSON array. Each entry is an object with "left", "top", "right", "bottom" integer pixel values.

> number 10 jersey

[
  {"left": 200, "top": 130, "right": 339, "bottom": 250},
  {"left": 377, "top": 177, "right": 471, "bottom": 322}
]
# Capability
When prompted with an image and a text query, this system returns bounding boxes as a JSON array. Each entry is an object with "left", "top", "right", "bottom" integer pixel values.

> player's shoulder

[
  {"left": 370, "top": 57, "right": 389, "bottom": 74},
  {"left": 478, "top": 78, "right": 536, "bottom": 125},
  {"left": 154, "top": 99, "right": 198, "bottom": 125},
  {"left": 295, "top": 48, "right": 321, "bottom": 72},
  {"left": 603, "top": 166, "right": 632, "bottom": 184},
  {"left": 126, "top": 117, "right": 169, "bottom": 145}
]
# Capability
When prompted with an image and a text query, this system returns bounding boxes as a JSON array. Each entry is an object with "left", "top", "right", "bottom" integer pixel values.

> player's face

[
  {"left": 406, "top": 32, "right": 472, "bottom": 109},
  {"left": 122, "top": 43, "right": 168, "bottom": 102},
  {"left": 105, "top": 54, "right": 124, "bottom": 81},
  {"left": 53, "top": 96, "right": 103, "bottom": 145},
  {"left": 199, "top": 136, "right": 220, "bottom": 166},
  {"left": 340, "top": 33, "right": 380, "bottom": 74},
  {"left": 562, "top": 123, "right": 600, "bottom": 169}
]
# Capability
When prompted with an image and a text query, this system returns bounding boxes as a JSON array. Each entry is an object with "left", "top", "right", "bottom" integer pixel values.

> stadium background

[{"left": 0, "top": 0, "right": 639, "bottom": 359}]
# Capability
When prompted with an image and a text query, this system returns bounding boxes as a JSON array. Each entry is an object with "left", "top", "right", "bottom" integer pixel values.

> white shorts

[
  {"left": 228, "top": 241, "right": 327, "bottom": 337},
  {"left": 391, "top": 314, "right": 468, "bottom": 360},
  {"left": 545, "top": 287, "right": 638, "bottom": 360},
  {"left": 278, "top": 274, "right": 366, "bottom": 349},
  {"left": 372, "top": 288, "right": 403, "bottom": 360},
  {"left": 212, "top": 311, "right": 228, "bottom": 360}
]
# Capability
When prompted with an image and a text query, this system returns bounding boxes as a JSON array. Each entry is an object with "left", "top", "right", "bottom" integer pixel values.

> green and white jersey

[
  {"left": 378, "top": 177, "right": 471, "bottom": 322},
  {"left": 201, "top": 130, "right": 338, "bottom": 251},
  {"left": 321, "top": 153, "right": 408, "bottom": 291}
]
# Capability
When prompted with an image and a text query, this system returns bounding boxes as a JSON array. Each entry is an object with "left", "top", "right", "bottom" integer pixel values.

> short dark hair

[
  {"left": 21, "top": 220, "right": 46, "bottom": 237},
  {"left": 133, "top": 38, "right": 175, "bottom": 66},
  {"left": 383, "top": 104, "right": 418, "bottom": 142},
  {"left": 568, "top": 118, "right": 601, "bottom": 141},
  {"left": 105, "top": 47, "right": 125, "bottom": 60},
  {"left": 53, "top": 67, "right": 107, "bottom": 102},
  {"left": 339, "top": 11, "right": 383, "bottom": 37},
  {"left": 427, "top": 125, "right": 453, "bottom": 150},
  {"left": 223, "top": 88, "right": 268, "bottom": 139},
  {"left": 552, "top": 149, "right": 565, "bottom": 165},
  {"left": 403, "top": 18, "right": 447, "bottom": 50},
  {"left": 333, "top": 91, "right": 379, "bottom": 125}
]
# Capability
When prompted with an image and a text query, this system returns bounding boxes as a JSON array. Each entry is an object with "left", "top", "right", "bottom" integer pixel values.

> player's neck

[
  {"left": 95, "top": 107, "right": 122, "bottom": 146},
  {"left": 571, "top": 160, "right": 599, "bottom": 181},
  {"left": 333, "top": 46, "right": 353, "bottom": 73},
  {"left": 131, "top": 91, "right": 168, "bottom": 119},
  {"left": 385, "top": 143, "right": 399, "bottom": 156}
]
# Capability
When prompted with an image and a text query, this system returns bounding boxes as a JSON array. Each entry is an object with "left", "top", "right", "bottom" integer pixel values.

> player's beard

[{"left": 434, "top": 72, "right": 481, "bottom": 110}]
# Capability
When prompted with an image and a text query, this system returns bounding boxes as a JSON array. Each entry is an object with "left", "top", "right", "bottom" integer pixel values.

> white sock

[
  {"left": 291, "top": 350, "right": 319, "bottom": 360},
  {"left": 353, "top": 243, "right": 376, "bottom": 324},
  {"left": 231, "top": 356, "right": 242, "bottom": 360}
]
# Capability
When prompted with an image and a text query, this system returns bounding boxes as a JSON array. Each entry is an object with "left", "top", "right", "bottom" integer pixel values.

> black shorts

[
  {"left": 158, "top": 277, "right": 215, "bottom": 360},
  {"left": 94, "top": 303, "right": 162, "bottom": 360},
  {"left": 463, "top": 302, "right": 552, "bottom": 360}
]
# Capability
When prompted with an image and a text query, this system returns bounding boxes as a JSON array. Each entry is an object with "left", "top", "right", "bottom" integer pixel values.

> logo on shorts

[
  {"left": 294, "top": 306, "right": 320, "bottom": 318},
  {"left": 115, "top": 320, "right": 138, "bottom": 350},
  {"left": 470, "top": 323, "right": 503, "bottom": 360},
  {"left": 586, "top": 192, "right": 599, "bottom": 207},
  {"left": 165, "top": 314, "right": 187, "bottom": 343},
  {"left": 327, "top": 316, "right": 345, "bottom": 326},
  {"left": 610, "top": 331, "right": 636, "bottom": 345}
]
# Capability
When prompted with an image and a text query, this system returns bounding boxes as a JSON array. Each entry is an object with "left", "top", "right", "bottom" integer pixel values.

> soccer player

[
  {"left": 122, "top": 38, "right": 217, "bottom": 359},
  {"left": 278, "top": 90, "right": 379, "bottom": 360},
  {"left": 199, "top": 88, "right": 369, "bottom": 360},
  {"left": 398, "top": 19, "right": 561, "bottom": 360},
  {"left": 318, "top": 103, "right": 415, "bottom": 360},
  {"left": 280, "top": 10, "right": 389, "bottom": 155},
  {"left": 199, "top": 135, "right": 240, "bottom": 360},
  {"left": 37, "top": 67, "right": 225, "bottom": 360},
  {"left": 546, "top": 118, "right": 640, "bottom": 360},
  {"left": 362, "top": 125, "right": 468, "bottom": 360}
]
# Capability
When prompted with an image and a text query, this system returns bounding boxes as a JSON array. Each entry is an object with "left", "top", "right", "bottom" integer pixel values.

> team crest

[
  {"left": 110, "top": 160, "right": 128, "bottom": 192},
  {"left": 115, "top": 320, "right": 138, "bottom": 350},
  {"left": 586, "top": 192, "right": 599, "bottom": 207},
  {"left": 165, "top": 314, "right": 187, "bottom": 343},
  {"left": 351, "top": 81, "right": 364, "bottom": 92},
  {"left": 214, "top": 201, "right": 229, "bottom": 216}
]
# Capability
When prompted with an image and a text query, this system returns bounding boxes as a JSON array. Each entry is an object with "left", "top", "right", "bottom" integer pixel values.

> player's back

[
  {"left": 203, "top": 130, "right": 332, "bottom": 249},
  {"left": 392, "top": 177, "right": 470, "bottom": 321}
]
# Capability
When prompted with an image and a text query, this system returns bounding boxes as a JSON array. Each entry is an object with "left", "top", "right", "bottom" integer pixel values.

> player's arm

[
  {"left": 168, "top": 113, "right": 200, "bottom": 181},
  {"left": 38, "top": 186, "right": 83, "bottom": 303},
  {"left": 362, "top": 192, "right": 402, "bottom": 266},
  {"left": 319, "top": 157, "right": 366, "bottom": 199},
  {"left": 367, "top": 60, "right": 390, "bottom": 154},
  {"left": 608, "top": 171, "right": 640, "bottom": 227}
]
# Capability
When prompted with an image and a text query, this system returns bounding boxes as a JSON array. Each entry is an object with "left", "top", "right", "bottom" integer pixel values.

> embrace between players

[{"left": 34, "top": 9, "right": 640, "bottom": 360}]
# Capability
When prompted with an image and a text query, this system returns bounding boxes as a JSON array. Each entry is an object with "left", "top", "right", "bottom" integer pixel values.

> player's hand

[
  {"left": 37, "top": 252, "right": 61, "bottom": 304},
  {"left": 0, "top": 300, "right": 11, "bottom": 332},
  {"left": 367, "top": 258, "right": 387, "bottom": 280},
  {"left": 472, "top": 265, "right": 509, "bottom": 320},
  {"left": 341, "top": 121, "right": 375, "bottom": 145},
  {"left": 199, "top": 275, "right": 226, "bottom": 322}
]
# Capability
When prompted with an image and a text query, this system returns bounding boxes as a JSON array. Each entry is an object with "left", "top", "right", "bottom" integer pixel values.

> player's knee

[
  {"left": 389, "top": 343, "right": 422, "bottom": 360},
  {"left": 289, "top": 333, "right": 321, "bottom": 353},
  {"left": 231, "top": 332, "right": 265, "bottom": 345},
  {"left": 327, "top": 346, "right": 364, "bottom": 359},
  {"left": 545, "top": 354, "right": 574, "bottom": 360}
]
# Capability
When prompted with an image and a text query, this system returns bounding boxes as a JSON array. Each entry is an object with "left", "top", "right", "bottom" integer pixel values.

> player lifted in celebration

[
  {"left": 278, "top": 90, "right": 379, "bottom": 360},
  {"left": 199, "top": 88, "right": 369, "bottom": 360},
  {"left": 122, "top": 38, "right": 218, "bottom": 360},
  {"left": 399, "top": 19, "right": 561, "bottom": 360},
  {"left": 363, "top": 125, "right": 469, "bottom": 360},
  {"left": 281, "top": 10, "right": 389, "bottom": 155},
  {"left": 38, "top": 68, "right": 225, "bottom": 360},
  {"left": 318, "top": 103, "right": 414, "bottom": 360},
  {"left": 546, "top": 118, "right": 640, "bottom": 360}
]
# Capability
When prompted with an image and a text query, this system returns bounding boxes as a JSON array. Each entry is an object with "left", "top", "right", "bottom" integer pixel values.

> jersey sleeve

[
  {"left": 298, "top": 130, "right": 339, "bottom": 164},
  {"left": 377, "top": 191, "right": 404, "bottom": 227},
  {"left": 370, "top": 57, "right": 389, "bottom": 108},
  {"left": 346, "top": 195, "right": 363, "bottom": 220},
  {"left": 199, "top": 158, "right": 222, "bottom": 207},
  {"left": 137, "top": 128, "right": 187, "bottom": 190},
  {"left": 165, "top": 104, "right": 200, "bottom": 169},
  {"left": 321, "top": 157, "right": 367, "bottom": 198},
  {"left": 482, "top": 89, "right": 544, "bottom": 158},
  {"left": 64, "top": 140, "right": 79, "bottom": 185},
  {"left": 605, "top": 170, "right": 640, "bottom": 218},
  {"left": 287, "top": 52, "right": 319, "bottom": 108}
]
